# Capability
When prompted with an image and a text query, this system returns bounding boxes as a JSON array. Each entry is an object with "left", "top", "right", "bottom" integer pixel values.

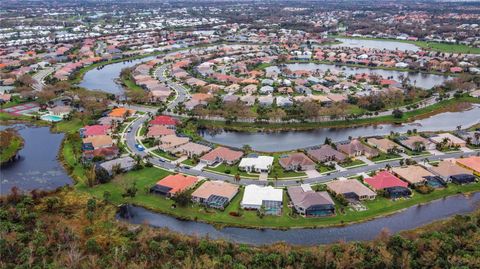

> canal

[
  {"left": 118, "top": 192, "right": 480, "bottom": 246},
  {"left": 199, "top": 105, "right": 480, "bottom": 152}
]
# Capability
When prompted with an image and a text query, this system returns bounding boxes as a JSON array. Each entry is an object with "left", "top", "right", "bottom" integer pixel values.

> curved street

[{"left": 122, "top": 111, "right": 479, "bottom": 187}]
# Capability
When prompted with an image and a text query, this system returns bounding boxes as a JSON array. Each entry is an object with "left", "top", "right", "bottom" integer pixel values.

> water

[
  {"left": 118, "top": 192, "right": 480, "bottom": 246},
  {"left": 0, "top": 125, "right": 72, "bottom": 194},
  {"left": 79, "top": 56, "right": 155, "bottom": 95},
  {"left": 287, "top": 63, "right": 451, "bottom": 89},
  {"left": 200, "top": 105, "right": 480, "bottom": 152},
  {"left": 332, "top": 38, "right": 420, "bottom": 51},
  {"left": 40, "top": 114, "right": 63, "bottom": 122}
]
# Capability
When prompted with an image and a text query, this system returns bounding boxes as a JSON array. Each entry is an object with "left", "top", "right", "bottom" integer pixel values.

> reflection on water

[
  {"left": 200, "top": 105, "right": 480, "bottom": 152},
  {"left": 332, "top": 38, "right": 420, "bottom": 51},
  {"left": 118, "top": 192, "right": 480, "bottom": 246},
  {"left": 79, "top": 56, "right": 155, "bottom": 94},
  {"left": 0, "top": 125, "right": 72, "bottom": 194},
  {"left": 287, "top": 63, "right": 450, "bottom": 89}
]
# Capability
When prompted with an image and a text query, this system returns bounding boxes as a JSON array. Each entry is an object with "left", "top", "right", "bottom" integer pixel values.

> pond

[
  {"left": 0, "top": 125, "right": 72, "bottom": 195},
  {"left": 332, "top": 38, "right": 420, "bottom": 51},
  {"left": 199, "top": 105, "right": 480, "bottom": 152},
  {"left": 286, "top": 63, "right": 451, "bottom": 89},
  {"left": 78, "top": 56, "right": 156, "bottom": 95},
  {"left": 118, "top": 192, "right": 480, "bottom": 246}
]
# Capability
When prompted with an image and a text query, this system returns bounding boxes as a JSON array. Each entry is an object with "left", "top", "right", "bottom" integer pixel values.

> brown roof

[
  {"left": 279, "top": 153, "right": 315, "bottom": 168},
  {"left": 82, "top": 135, "right": 113, "bottom": 149},
  {"left": 147, "top": 125, "right": 175, "bottom": 138},
  {"left": 200, "top": 146, "right": 243, "bottom": 163},
  {"left": 307, "top": 145, "right": 346, "bottom": 163},
  {"left": 327, "top": 179, "right": 376, "bottom": 197},
  {"left": 287, "top": 185, "right": 334, "bottom": 208},
  {"left": 430, "top": 160, "right": 472, "bottom": 177},
  {"left": 367, "top": 138, "right": 400, "bottom": 152},
  {"left": 391, "top": 166, "right": 433, "bottom": 185},
  {"left": 191, "top": 180, "right": 239, "bottom": 200}
]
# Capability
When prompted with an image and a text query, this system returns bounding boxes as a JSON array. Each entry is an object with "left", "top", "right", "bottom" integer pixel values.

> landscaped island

[{"left": 0, "top": 128, "right": 24, "bottom": 164}]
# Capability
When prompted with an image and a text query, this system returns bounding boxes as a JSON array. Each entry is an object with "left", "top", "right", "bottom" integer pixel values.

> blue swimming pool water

[{"left": 41, "top": 114, "right": 63, "bottom": 122}]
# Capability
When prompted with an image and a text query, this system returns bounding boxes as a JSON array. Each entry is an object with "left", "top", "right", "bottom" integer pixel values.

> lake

[
  {"left": 0, "top": 125, "right": 72, "bottom": 195},
  {"left": 79, "top": 56, "right": 156, "bottom": 95},
  {"left": 118, "top": 192, "right": 480, "bottom": 246},
  {"left": 333, "top": 38, "right": 420, "bottom": 51},
  {"left": 199, "top": 105, "right": 480, "bottom": 152},
  {"left": 286, "top": 63, "right": 451, "bottom": 89}
]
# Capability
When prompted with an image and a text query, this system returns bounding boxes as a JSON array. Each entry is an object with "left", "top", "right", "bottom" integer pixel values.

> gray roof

[{"left": 287, "top": 186, "right": 334, "bottom": 209}]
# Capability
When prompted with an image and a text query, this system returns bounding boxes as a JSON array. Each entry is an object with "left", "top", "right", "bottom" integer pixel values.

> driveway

[
  {"left": 305, "top": 169, "right": 322, "bottom": 178},
  {"left": 193, "top": 163, "right": 207, "bottom": 171},
  {"left": 259, "top": 172, "right": 268, "bottom": 181}
]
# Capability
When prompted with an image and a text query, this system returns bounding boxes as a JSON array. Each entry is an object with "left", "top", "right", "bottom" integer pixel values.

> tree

[
  {"left": 172, "top": 191, "right": 191, "bottom": 207},
  {"left": 392, "top": 109, "right": 403, "bottom": 119}
]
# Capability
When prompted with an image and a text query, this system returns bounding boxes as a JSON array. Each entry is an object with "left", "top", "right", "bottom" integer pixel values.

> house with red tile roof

[
  {"left": 81, "top": 125, "right": 111, "bottom": 138},
  {"left": 200, "top": 146, "right": 243, "bottom": 165},
  {"left": 146, "top": 125, "right": 176, "bottom": 138},
  {"left": 364, "top": 171, "right": 408, "bottom": 191},
  {"left": 149, "top": 115, "right": 178, "bottom": 127},
  {"left": 150, "top": 174, "right": 198, "bottom": 197}
]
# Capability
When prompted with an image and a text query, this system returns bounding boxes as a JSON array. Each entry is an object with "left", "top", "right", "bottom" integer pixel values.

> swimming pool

[{"left": 41, "top": 114, "right": 63, "bottom": 122}]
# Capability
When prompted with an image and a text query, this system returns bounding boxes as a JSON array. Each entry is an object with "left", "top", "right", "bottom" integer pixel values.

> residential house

[
  {"left": 307, "top": 145, "right": 347, "bottom": 163},
  {"left": 429, "top": 133, "right": 467, "bottom": 147},
  {"left": 456, "top": 156, "right": 480, "bottom": 176},
  {"left": 97, "top": 156, "right": 136, "bottom": 176},
  {"left": 287, "top": 184, "right": 335, "bottom": 217},
  {"left": 82, "top": 135, "right": 114, "bottom": 150},
  {"left": 336, "top": 139, "right": 379, "bottom": 158},
  {"left": 191, "top": 180, "right": 239, "bottom": 209},
  {"left": 150, "top": 174, "right": 198, "bottom": 197},
  {"left": 172, "top": 142, "right": 212, "bottom": 158},
  {"left": 327, "top": 179, "right": 377, "bottom": 200},
  {"left": 159, "top": 135, "right": 190, "bottom": 152},
  {"left": 396, "top": 135, "right": 435, "bottom": 151},
  {"left": 149, "top": 115, "right": 178, "bottom": 128},
  {"left": 429, "top": 160, "right": 473, "bottom": 181},
  {"left": 239, "top": 155, "right": 274, "bottom": 173},
  {"left": 364, "top": 171, "right": 409, "bottom": 190},
  {"left": 366, "top": 137, "right": 404, "bottom": 153},
  {"left": 391, "top": 165, "right": 434, "bottom": 186},
  {"left": 241, "top": 185, "right": 283, "bottom": 215},
  {"left": 80, "top": 125, "right": 111, "bottom": 138},
  {"left": 146, "top": 125, "right": 176, "bottom": 138},
  {"left": 200, "top": 146, "right": 243, "bottom": 165},
  {"left": 279, "top": 153, "right": 316, "bottom": 171}
]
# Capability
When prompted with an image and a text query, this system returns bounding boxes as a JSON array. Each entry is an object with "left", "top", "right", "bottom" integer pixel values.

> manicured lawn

[
  {"left": 207, "top": 163, "right": 258, "bottom": 178},
  {"left": 317, "top": 164, "right": 336, "bottom": 173},
  {"left": 152, "top": 149, "right": 178, "bottom": 161},
  {"left": 371, "top": 152, "right": 402, "bottom": 163},
  {"left": 181, "top": 158, "right": 197, "bottom": 166},
  {"left": 77, "top": 167, "right": 480, "bottom": 228},
  {"left": 404, "top": 148, "right": 431, "bottom": 156},
  {"left": 339, "top": 159, "right": 366, "bottom": 168}
]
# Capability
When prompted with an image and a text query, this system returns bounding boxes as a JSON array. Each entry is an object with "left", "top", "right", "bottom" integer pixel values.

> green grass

[
  {"left": 196, "top": 96, "right": 480, "bottom": 132},
  {"left": 370, "top": 152, "right": 402, "bottom": 163},
  {"left": 207, "top": 163, "right": 259, "bottom": 178},
  {"left": 339, "top": 159, "right": 366, "bottom": 168},
  {"left": 152, "top": 149, "right": 178, "bottom": 161},
  {"left": 0, "top": 132, "right": 23, "bottom": 164},
  {"left": 77, "top": 167, "right": 480, "bottom": 228},
  {"left": 331, "top": 35, "right": 480, "bottom": 54}
]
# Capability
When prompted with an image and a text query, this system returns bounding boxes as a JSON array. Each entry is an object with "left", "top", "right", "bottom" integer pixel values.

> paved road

[
  {"left": 154, "top": 64, "right": 190, "bottom": 110},
  {"left": 123, "top": 113, "right": 479, "bottom": 187},
  {"left": 31, "top": 64, "right": 61, "bottom": 91}
]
